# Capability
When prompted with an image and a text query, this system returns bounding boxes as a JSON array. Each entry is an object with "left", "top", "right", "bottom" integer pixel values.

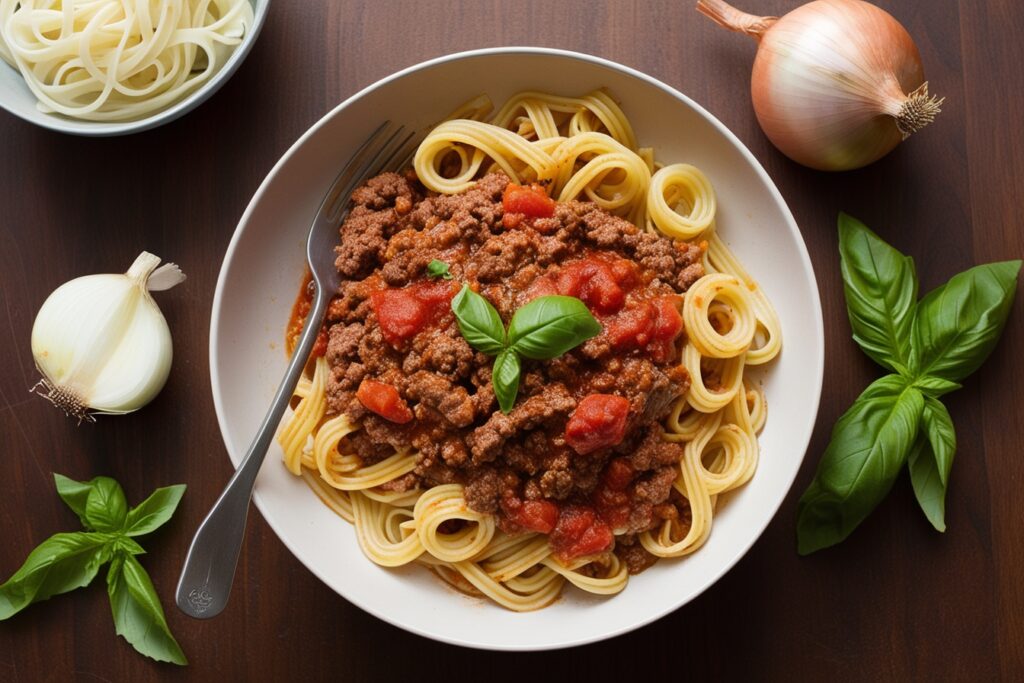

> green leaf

[
  {"left": 451, "top": 283, "right": 506, "bottom": 355},
  {"left": 911, "top": 260, "right": 1021, "bottom": 382},
  {"left": 426, "top": 259, "right": 453, "bottom": 280},
  {"left": 912, "top": 375, "right": 962, "bottom": 397},
  {"left": 85, "top": 477, "right": 129, "bottom": 532},
  {"left": 124, "top": 485, "right": 186, "bottom": 538},
  {"left": 908, "top": 397, "right": 957, "bottom": 531},
  {"left": 107, "top": 554, "right": 187, "bottom": 665},
  {"left": 507, "top": 295, "right": 602, "bottom": 360},
  {"left": 837, "top": 213, "right": 918, "bottom": 373},
  {"left": 54, "top": 474, "right": 94, "bottom": 528},
  {"left": 0, "top": 532, "right": 113, "bottom": 619},
  {"left": 797, "top": 376, "right": 924, "bottom": 554},
  {"left": 114, "top": 536, "right": 147, "bottom": 556},
  {"left": 492, "top": 349, "right": 521, "bottom": 414}
]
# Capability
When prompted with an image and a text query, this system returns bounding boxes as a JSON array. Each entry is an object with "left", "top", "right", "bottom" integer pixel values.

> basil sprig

[
  {"left": 797, "top": 214, "right": 1020, "bottom": 554},
  {"left": 451, "top": 284, "right": 600, "bottom": 413},
  {"left": 426, "top": 259, "right": 453, "bottom": 280},
  {"left": 1, "top": 474, "right": 188, "bottom": 665}
]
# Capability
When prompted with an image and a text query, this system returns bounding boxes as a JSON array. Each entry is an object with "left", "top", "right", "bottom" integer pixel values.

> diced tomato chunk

[
  {"left": 609, "top": 258, "right": 640, "bottom": 289},
  {"left": 556, "top": 259, "right": 625, "bottom": 314},
  {"left": 371, "top": 281, "right": 455, "bottom": 345},
  {"left": 502, "top": 183, "right": 555, "bottom": 218},
  {"left": 565, "top": 394, "right": 630, "bottom": 455},
  {"left": 649, "top": 296, "right": 684, "bottom": 362},
  {"left": 501, "top": 498, "right": 559, "bottom": 534},
  {"left": 550, "top": 505, "right": 614, "bottom": 561},
  {"left": 602, "top": 296, "right": 683, "bottom": 361},
  {"left": 415, "top": 280, "right": 458, "bottom": 306},
  {"left": 652, "top": 296, "right": 683, "bottom": 341},
  {"left": 592, "top": 458, "right": 634, "bottom": 530},
  {"left": 603, "top": 458, "right": 635, "bottom": 491},
  {"left": 606, "top": 302, "right": 657, "bottom": 350},
  {"left": 356, "top": 379, "right": 413, "bottom": 424}
]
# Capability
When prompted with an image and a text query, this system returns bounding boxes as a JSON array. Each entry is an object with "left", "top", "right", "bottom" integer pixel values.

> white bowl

[
  {"left": 210, "top": 47, "right": 824, "bottom": 650},
  {"left": 0, "top": 0, "right": 270, "bottom": 136}
]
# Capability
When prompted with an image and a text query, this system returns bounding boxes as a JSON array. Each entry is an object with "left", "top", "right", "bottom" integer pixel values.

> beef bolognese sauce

[{"left": 295, "top": 171, "right": 708, "bottom": 572}]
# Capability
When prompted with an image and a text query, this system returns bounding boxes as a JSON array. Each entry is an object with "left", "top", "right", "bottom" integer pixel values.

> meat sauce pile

[{"left": 301, "top": 172, "right": 706, "bottom": 573}]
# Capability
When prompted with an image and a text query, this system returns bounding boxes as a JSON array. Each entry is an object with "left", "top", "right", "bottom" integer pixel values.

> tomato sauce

[{"left": 286, "top": 271, "right": 328, "bottom": 358}]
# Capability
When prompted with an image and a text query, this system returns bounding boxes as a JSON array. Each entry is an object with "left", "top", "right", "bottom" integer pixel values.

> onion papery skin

[{"left": 751, "top": 0, "right": 927, "bottom": 171}]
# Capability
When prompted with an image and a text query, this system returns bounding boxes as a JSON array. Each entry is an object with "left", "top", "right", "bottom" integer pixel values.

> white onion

[
  {"left": 698, "top": 0, "right": 943, "bottom": 171},
  {"left": 31, "top": 252, "right": 185, "bottom": 422}
]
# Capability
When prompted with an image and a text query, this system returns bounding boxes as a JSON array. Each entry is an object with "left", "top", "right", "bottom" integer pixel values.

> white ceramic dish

[
  {"left": 210, "top": 47, "right": 824, "bottom": 650},
  {"left": 0, "top": 0, "right": 270, "bottom": 136}
]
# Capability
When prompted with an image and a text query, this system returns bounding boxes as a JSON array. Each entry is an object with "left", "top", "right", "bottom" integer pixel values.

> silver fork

[{"left": 175, "top": 122, "right": 420, "bottom": 619}]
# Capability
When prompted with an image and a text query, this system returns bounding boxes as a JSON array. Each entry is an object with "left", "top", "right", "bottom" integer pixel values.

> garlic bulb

[
  {"left": 31, "top": 252, "right": 185, "bottom": 422},
  {"left": 697, "top": 0, "right": 943, "bottom": 171}
]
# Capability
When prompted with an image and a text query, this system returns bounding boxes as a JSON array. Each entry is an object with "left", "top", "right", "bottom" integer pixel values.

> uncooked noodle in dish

[
  {"left": 0, "top": 0, "right": 254, "bottom": 122},
  {"left": 278, "top": 89, "right": 782, "bottom": 611}
]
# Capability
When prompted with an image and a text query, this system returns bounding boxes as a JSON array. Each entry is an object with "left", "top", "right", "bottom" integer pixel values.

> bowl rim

[
  {"left": 209, "top": 46, "right": 825, "bottom": 650},
  {"left": 0, "top": 0, "right": 271, "bottom": 137}
]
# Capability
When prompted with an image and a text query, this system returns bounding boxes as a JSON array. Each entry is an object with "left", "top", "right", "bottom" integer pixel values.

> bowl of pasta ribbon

[
  {"left": 210, "top": 47, "right": 824, "bottom": 649},
  {"left": 0, "top": 0, "right": 269, "bottom": 135}
]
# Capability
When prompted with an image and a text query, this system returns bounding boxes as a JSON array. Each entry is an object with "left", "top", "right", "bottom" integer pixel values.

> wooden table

[{"left": 2, "top": 1, "right": 1021, "bottom": 679}]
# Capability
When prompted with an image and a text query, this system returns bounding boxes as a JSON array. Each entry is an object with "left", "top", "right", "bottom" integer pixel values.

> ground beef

[
  {"left": 615, "top": 534, "right": 659, "bottom": 574},
  {"left": 294, "top": 171, "right": 706, "bottom": 571}
]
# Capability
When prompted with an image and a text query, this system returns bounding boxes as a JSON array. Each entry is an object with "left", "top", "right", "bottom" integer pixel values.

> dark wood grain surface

[{"left": 2, "top": 1, "right": 1022, "bottom": 680}]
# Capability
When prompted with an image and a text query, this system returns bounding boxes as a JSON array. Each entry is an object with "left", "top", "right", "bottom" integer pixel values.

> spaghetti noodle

[{"left": 0, "top": 0, "right": 254, "bottom": 122}]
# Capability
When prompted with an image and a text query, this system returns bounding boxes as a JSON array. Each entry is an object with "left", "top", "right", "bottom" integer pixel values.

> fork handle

[{"left": 175, "top": 287, "right": 330, "bottom": 619}]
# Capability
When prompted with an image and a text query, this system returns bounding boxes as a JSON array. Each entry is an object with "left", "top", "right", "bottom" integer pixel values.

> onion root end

[{"left": 896, "top": 82, "right": 944, "bottom": 139}]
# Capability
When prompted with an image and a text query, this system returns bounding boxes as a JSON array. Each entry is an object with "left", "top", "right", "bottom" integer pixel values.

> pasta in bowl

[
  {"left": 0, "top": 0, "right": 269, "bottom": 135},
  {"left": 279, "top": 89, "right": 781, "bottom": 611},
  {"left": 211, "top": 48, "right": 823, "bottom": 648}
]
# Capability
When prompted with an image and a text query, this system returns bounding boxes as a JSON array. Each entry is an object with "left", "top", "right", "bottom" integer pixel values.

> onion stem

[{"left": 695, "top": 0, "right": 777, "bottom": 40}]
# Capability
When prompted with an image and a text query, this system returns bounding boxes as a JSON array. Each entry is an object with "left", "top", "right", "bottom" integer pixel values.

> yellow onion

[{"left": 697, "top": 0, "right": 943, "bottom": 171}]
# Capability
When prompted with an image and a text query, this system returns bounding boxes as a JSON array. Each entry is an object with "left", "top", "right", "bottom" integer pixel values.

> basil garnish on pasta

[
  {"left": 426, "top": 259, "right": 453, "bottom": 280},
  {"left": 451, "top": 284, "right": 506, "bottom": 354},
  {"left": 0, "top": 474, "right": 188, "bottom": 665},
  {"left": 797, "top": 214, "right": 1020, "bottom": 554},
  {"left": 451, "top": 284, "right": 600, "bottom": 413},
  {"left": 507, "top": 295, "right": 602, "bottom": 360}
]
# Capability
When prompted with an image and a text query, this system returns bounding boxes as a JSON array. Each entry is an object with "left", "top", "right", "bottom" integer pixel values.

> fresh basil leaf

[
  {"left": 837, "top": 213, "right": 918, "bottom": 373},
  {"left": 797, "top": 376, "right": 924, "bottom": 554},
  {"left": 85, "top": 477, "right": 129, "bottom": 532},
  {"left": 114, "top": 536, "right": 146, "bottom": 556},
  {"left": 123, "top": 485, "right": 186, "bottom": 538},
  {"left": 908, "top": 397, "right": 956, "bottom": 532},
  {"left": 426, "top": 259, "right": 453, "bottom": 280},
  {"left": 107, "top": 554, "right": 187, "bottom": 665},
  {"left": 0, "top": 532, "right": 113, "bottom": 619},
  {"left": 911, "top": 260, "right": 1021, "bottom": 382},
  {"left": 507, "top": 295, "right": 601, "bottom": 360},
  {"left": 492, "top": 349, "right": 521, "bottom": 414},
  {"left": 451, "top": 283, "right": 506, "bottom": 355},
  {"left": 912, "top": 375, "right": 961, "bottom": 397},
  {"left": 54, "top": 473, "right": 94, "bottom": 528}
]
